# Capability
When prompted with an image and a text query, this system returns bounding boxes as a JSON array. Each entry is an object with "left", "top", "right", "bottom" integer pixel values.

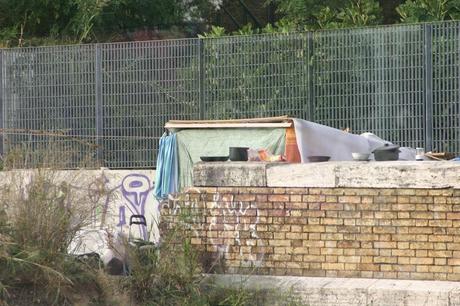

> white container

[
  {"left": 415, "top": 147, "right": 425, "bottom": 161},
  {"left": 352, "top": 152, "right": 370, "bottom": 161}
]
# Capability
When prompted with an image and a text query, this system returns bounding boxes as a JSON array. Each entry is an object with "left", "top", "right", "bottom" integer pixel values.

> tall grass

[
  {"left": 0, "top": 147, "right": 108, "bottom": 305},
  {"left": 0, "top": 146, "right": 305, "bottom": 306}
]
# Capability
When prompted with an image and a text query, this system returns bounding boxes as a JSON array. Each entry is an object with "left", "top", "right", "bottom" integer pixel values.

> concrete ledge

[
  {"left": 193, "top": 162, "right": 268, "bottom": 187},
  {"left": 193, "top": 161, "right": 460, "bottom": 189},
  {"left": 210, "top": 274, "right": 460, "bottom": 306},
  {"left": 268, "top": 161, "right": 460, "bottom": 189}
]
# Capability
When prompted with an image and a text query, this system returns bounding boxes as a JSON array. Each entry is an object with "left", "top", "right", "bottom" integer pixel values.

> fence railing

[{"left": 0, "top": 21, "right": 459, "bottom": 168}]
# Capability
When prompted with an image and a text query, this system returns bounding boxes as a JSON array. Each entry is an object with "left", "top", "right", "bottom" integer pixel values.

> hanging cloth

[{"left": 154, "top": 133, "right": 178, "bottom": 199}]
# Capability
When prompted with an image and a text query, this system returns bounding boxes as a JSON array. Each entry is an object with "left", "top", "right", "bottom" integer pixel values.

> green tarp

[{"left": 176, "top": 128, "right": 286, "bottom": 190}]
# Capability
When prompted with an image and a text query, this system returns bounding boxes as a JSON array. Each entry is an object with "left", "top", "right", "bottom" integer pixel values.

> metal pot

[
  {"left": 229, "top": 147, "right": 249, "bottom": 161},
  {"left": 373, "top": 144, "right": 400, "bottom": 161}
]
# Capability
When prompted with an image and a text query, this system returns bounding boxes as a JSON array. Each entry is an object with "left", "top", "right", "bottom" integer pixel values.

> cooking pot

[
  {"left": 373, "top": 144, "right": 400, "bottom": 161},
  {"left": 229, "top": 147, "right": 249, "bottom": 161}
]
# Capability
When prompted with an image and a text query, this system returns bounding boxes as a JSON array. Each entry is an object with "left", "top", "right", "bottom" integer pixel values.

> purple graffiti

[
  {"left": 88, "top": 173, "right": 155, "bottom": 241},
  {"left": 120, "top": 174, "right": 152, "bottom": 240},
  {"left": 117, "top": 206, "right": 126, "bottom": 231}
]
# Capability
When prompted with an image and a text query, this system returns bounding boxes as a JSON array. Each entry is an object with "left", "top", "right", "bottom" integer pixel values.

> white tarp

[{"left": 293, "top": 119, "right": 416, "bottom": 162}]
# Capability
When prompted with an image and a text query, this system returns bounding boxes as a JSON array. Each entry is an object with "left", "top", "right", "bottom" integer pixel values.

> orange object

[{"left": 285, "top": 126, "right": 301, "bottom": 163}]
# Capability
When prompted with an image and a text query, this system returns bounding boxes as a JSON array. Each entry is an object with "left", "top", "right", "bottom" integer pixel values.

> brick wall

[{"left": 161, "top": 187, "right": 460, "bottom": 281}]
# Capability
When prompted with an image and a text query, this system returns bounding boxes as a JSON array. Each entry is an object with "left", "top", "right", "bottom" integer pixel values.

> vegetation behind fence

[{"left": 0, "top": 20, "right": 459, "bottom": 168}]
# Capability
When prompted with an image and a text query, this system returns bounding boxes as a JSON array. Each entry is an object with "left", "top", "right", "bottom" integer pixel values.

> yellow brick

[
  {"left": 448, "top": 258, "right": 460, "bottom": 265},
  {"left": 429, "top": 235, "right": 453, "bottom": 242},
  {"left": 356, "top": 249, "right": 379, "bottom": 256},
  {"left": 291, "top": 247, "right": 309, "bottom": 254},
  {"left": 429, "top": 250, "right": 452, "bottom": 258},
  {"left": 303, "top": 255, "right": 325, "bottom": 262},
  {"left": 325, "top": 195, "right": 338, "bottom": 203},
  {"left": 398, "top": 212, "right": 410, "bottom": 219},
  {"left": 410, "top": 257, "right": 433, "bottom": 265},
  {"left": 392, "top": 249, "right": 415, "bottom": 257},
  {"left": 429, "top": 220, "right": 452, "bottom": 227},
  {"left": 398, "top": 242, "right": 410, "bottom": 249},
  {"left": 374, "top": 196, "right": 397, "bottom": 204},
  {"left": 397, "top": 196, "right": 411, "bottom": 203},
  {"left": 415, "top": 204, "right": 428, "bottom": 211},
  {"left": 415, "top": 190, "right": 429, "bottom": 196},
  {"left": 321, "top": 233, "right": 344, "bottom": 240},
  {"left": 325, "top": 211, "right": 339, "bottom": 218},
  {"left": 378, "top": 189, "right": 397, "bottom": 196},
  {"left": 358, "top": 263, "right": 380, "bottom": 271},
  {"left": 338, "top": 256, "right": 361, "bottom": 263},
  {"left": 374, "top": 256, "right": 397, "bottom": 264},
  {"left": 393, "top": 204, "right": 416, "bottom": 211},
  {"left": 321, "top": 203, "right": 343, "bottom": 210},
  {"left": 344, "top": 219, "right": 356, "bottom": 226},
  {"left": 411, "top": 212, "right": 434, "bottom": 219},
  {"left": 325, "top": 255, "right": 338, "bottom": 262},
  {"left": 416, "top": 250, "right": 428, "bottom": 257},
  {"left": 322, "top": 218, "right": 344, "bottom": 225},
  {"left": 321, "top": 248, "right": 343, "bottom": 255},
  {"left": 373, "top": 226, "right": 396, "bottom": 234},
  {"left": 374, "top": 241, "right": 397, "bottom": 249},
  {"left": 270, "top": 254, "right": 292, "bottom": 261},
  {"left": 290, "top": 195, "right": 302, "bottom": 202},
  {"left": 410, "top": 242, "right": 434, "bottom": 249},
  {"left": 269, "top": 240, "right": 291, "bottom": 247},
  {"left": 322, "top": 263, "right": 344, "bottom": 270},
  {"left": 408, "top": 227, "right": 433, "bottom": 234},
  {"left": 285, "top": 232, "right": 302, "bottom": 240},
  {"left": 268, "top": 195, "right": 290, "bottom": 202},
  {"left": 343, "top": 249, "right": 356, "bottom": 256},
  {"left": 303, "top": 240, "right": 325, "bottom": 248},
  {"left": 361, "top": 196, "right": 374, "bottom": 204},
  {"left": 338, "top": 196, "right": 361, "bottom": 204},
  {"left": 303, "top": 195, "right": 326, "bottom": 202},
  {"left": 398, "top": 257, "right": 410, "bottom": 264},
  {"left": 303, "top": 225, "right": 325, "bottom": 232}
]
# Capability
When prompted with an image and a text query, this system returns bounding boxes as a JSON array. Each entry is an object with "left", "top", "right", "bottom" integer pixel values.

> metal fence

[{"left": 0, "top": 21, "right": 459, "bottom": 168}]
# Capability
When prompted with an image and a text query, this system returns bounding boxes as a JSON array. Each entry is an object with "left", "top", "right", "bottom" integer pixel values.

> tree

[
  {"left": 268, "top": 0, "right": 383, "bottom": 29},
  {"left": 397, "top": 0, "right": 460, "bottom": 23},
  {"left": 0, "top": 0, "right": 220, "bottom": 47},
  {"left": 316, "top": 0, "right": 382, "bottom": 28}
]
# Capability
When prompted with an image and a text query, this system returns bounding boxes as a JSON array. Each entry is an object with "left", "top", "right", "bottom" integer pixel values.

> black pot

[
  {"left": 373, "top": 144, "right": 400, "bottom": 161},
  {"left": 229, "top": 147, "right": 249, "bottom": 161}
]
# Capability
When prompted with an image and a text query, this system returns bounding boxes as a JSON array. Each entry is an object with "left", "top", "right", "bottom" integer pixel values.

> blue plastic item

[{"left": 154, "top": 133, "right": 178, "bottom": 199}]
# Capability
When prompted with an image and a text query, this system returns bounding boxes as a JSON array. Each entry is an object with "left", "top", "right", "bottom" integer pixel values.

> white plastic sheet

[{"left": 293, "top": 119, "right": 415, "bottom": 162}]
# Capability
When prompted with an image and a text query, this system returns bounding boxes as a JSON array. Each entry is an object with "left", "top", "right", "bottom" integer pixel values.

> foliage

[
  {"left": 266, "top": 0, "right": 344, "bottom": 27},
  {"left": 0, "top": 153, "right": 109, "bottom": 305},
  {"left": 267, "top": 0, "right": 383, "bottom": 29},
  {"left": 397, "top": 0, "right": 460, "bottom": 23},
  {"left": 316, "top": 0, "right": 382, "bottom": 28},
  {"left": 0, "top": 0, "right": 219, "bottom": 47}
]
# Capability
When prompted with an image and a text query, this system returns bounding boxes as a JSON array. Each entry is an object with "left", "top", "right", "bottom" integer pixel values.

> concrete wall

[{"left": 0, "top": 169, "right": 158, "bottom": 255}]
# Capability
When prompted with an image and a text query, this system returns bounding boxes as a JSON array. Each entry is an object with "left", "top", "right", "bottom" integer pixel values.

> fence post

[
  {"left": 307, "top": 31, "right": 315, "bottom": 121},
  {"left": 198, "top": 39, "right": 205, "bottom": 120},
  {"left": 95, "top": 44, "right": 104, "bottom": 165},
  {"left": 0, "top": 50, "right": 4, "bottom": 157},
  {"left": 424, "top": 24, "right": 433, "bottom": 152}
]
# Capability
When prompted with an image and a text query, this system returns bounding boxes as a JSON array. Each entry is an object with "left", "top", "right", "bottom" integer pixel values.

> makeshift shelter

[{"left": 154, "top": 116, "right": 414, "bottom": 199}]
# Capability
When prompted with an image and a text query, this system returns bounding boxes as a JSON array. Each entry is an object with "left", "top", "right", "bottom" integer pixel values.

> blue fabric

[{"left": 154, "top": 133, "right": 178, "bottom": 199}]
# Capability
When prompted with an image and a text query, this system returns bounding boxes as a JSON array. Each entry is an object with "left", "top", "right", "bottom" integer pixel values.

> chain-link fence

[{"left": 0, "top": 21, "right": 459, "bottom": 168}]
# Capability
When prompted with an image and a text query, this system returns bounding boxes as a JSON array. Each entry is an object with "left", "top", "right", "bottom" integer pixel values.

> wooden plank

[
  {"left": 167, "top": 116, "right": 289, "bottom": 125},
  {"left": 165, "top": 122, "right": 292, "bottom": 129}
]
